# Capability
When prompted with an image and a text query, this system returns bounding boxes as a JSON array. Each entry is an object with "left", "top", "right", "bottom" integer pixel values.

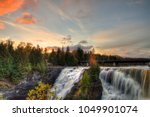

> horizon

[{"left": 0, "top": 0, "right": 150, "bottom": 58}]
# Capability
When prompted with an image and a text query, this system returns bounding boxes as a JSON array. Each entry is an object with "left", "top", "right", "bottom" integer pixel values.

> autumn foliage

[{"left": 26, "top": 82, "right": 50, "bottom": 100}]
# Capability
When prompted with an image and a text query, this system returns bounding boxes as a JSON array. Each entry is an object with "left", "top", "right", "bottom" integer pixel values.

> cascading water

[
  {"left": 49, "top": 66, "right": 149, "bottom": 100},
  {"left": 50, "top": 67, "right": 85, "bottom": 99},
  {"left": 100, "top": 67, "right": 150, "bottom": 100}
]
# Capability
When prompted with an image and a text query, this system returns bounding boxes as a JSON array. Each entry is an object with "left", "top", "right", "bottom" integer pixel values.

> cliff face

[{"left": 4, "top": 67, "right": 63, "bottom": 100}]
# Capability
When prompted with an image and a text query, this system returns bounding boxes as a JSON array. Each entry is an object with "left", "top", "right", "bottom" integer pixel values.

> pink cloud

[
  {"left": 0, "top": 22, "right": 6, "bottom": 30},
  {"left": 16, "top": 12, "right": 37, "bottom": 24}
]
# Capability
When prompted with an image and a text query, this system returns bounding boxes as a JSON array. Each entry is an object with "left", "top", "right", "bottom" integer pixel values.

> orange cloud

[
  {"left": 0, "top": 0, "right": 24, "bottom": 16},
  {"left": 0, "top": 22, "right": 6, "bottom": 30},
  {"left": 16, "top": 12, "right": 37, "bottom": 24}
]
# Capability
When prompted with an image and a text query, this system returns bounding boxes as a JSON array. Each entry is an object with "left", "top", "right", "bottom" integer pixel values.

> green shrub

[
  {"left": 32, "top": 61, "right": 47, "bottom": 73},
  {"left": 0, "top": 58, "right": 22, "bottom": 83},
  {"left": 80, "top": 71, "right": 91, "bottom": 99},
  {"left": 89, "top": 64, "right": 100, "bottom": 82}
]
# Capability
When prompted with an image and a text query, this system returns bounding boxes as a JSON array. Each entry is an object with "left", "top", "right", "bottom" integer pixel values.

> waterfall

[
  {"left": 100, "top": 67, "right": 150, "bottom": 100},
  {"left": 50, "top": 67, "right": 85, "bottom": 99},
  {"left": 49, "top": 66, "right": 149, "bottom": 100},
  {"left": 142, "top": 70, "right": 150, "bottom": 97}
]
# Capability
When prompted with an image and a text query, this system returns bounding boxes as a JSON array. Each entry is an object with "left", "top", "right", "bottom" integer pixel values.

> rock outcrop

[
  {"left": 4, "top": 67, "right": 63, "bottom": 100},
  {"left": 65, "top": 68, "right": 103, "bottom": 100},
  {"left": 64, "top": 80, "right": 103, "bottom": 100}
]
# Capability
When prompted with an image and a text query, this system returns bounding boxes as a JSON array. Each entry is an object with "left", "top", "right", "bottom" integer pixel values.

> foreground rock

[{"left": 4, "top": 67, "right": 63, "bottom": 100}]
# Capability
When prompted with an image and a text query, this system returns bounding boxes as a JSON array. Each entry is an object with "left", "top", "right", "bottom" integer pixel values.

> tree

[
  {"left": 76, "top": 47, "right": 84, "bottom": 65},
  {"left": 89, "top": 49, "right": 96, "bottom": 66},
  {"left": 48, "top": 49, "right": 57, "bottom": 65},
  {"left": 65, "top": 46, "right": 70, "bottom": 65},
  {"left": 29, "top": 46, "right": 43, "bottom": 66},
  {"left": 59, "top": 47, "right": 65, "bottom": 66},
  {"left": 56, "top": 48, "right": 61, "bottom": 65},
  {"left": 0, "top": 40, "right": 14, "bottom": 58}
]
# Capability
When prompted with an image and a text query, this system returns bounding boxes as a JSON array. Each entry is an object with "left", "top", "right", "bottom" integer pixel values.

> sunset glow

[{"left": 0, "top": 0, "right": 150, "bottom": 57}]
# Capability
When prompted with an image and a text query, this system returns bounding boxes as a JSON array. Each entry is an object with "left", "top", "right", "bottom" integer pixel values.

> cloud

[
  {"left": 46, "top": 44, "right": 93, "bottom": 52},
  {"left": 79, "top": 40, "right": 88, "bottom": 44},
  {"left": 35, "top": 39, "right": 45, "bottom": 42},
  {"left": 0, "top": 0, "right": 38, "bottom": 16},
  {"left": 47, "top": 0, "right": 88, "bottom": 33},
  {"left": 95, "top": 47, "right": 150, "bottom": 58},
  {"left": 68, "top": 28, "right": 76, "bottom": 33},
  {"left": 0, "top": 22, "right": 6, "bottom": 30},
  {"left": 69, "top": 44, "right": 93, "bottom": 52},
  {"left": 60, "top": 0, "right": 91, "bottom": 32},
  {"left": 0, "top": 0, "right": 24, "bottom": 16},
  {"left": 91, "top": 22, "right": 150, "bottom": 49},
  {"left": 16, "top": 12, "right": 37, "bottom": 24},
  {"left": 0, "top": 20, "right": 64, "bottom": 47},
  {"left": 61, "top": 35, "right": 72, "bottom": 45},
  {"left": 91, "top": 22, "right": 150, "bottom": 58},
  {"left": 61, "top": 0, "right": 91, "bottom": 19}
]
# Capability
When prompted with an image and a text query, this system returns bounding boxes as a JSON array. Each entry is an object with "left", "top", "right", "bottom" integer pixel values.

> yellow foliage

[{"left": 26, "top": 82, "right": 51, "bottom": 100}]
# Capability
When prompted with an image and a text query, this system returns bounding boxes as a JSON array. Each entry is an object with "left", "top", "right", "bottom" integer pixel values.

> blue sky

[{"left": 0, "top": 0, "right": 150, "bottom": 57}]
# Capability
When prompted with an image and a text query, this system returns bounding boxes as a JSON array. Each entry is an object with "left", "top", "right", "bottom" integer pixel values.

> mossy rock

[{"left": 65, "top": 66, "right": 103, "bottom": 100}]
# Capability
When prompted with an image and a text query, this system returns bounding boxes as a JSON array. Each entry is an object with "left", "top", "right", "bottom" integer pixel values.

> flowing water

[
  {"left": 100, "top": 66, "right": 150, "bottom": 100},
  {"left": 50, "top": 67, "right": 85, "bottom": 99},
  {"left": 50, "top": 66, "right": 149, "bottom": 100}
]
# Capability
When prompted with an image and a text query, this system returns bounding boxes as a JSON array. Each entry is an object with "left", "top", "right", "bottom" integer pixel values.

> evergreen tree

[
  {"left": 56, "top": 48, "right": 61, "bottom": 65},
  {"left": 76, "top": 47, "right": 84, "bottom": 65},
  {"left": 48, "top": 49, "right": 57, "bottom": 65},
  {"left": 60, "top": 47, "right": 65, "bottom": 66}
]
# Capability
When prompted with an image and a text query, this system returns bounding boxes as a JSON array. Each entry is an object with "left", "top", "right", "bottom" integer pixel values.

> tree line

[
  {"left": 0, "top": 40, "right": 46, "bottom": 83},
  {"left": 0, "top": 40, "right": 127, "bottom": 83},
  {"left": 48, "top": 46, "right": 90, "bottom": 66},
  {"left": 48, "top": 47, "right": 125, "bottom": 66}
]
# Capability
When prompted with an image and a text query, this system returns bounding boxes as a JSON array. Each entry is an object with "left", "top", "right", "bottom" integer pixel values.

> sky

[{"left": 0, "top": 0, "right": 150, "bottom": 58}]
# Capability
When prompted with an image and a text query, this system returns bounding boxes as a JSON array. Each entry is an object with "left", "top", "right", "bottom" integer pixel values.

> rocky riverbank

[{"left": 3, "top": 67, "right": 63, "bottom": 100}]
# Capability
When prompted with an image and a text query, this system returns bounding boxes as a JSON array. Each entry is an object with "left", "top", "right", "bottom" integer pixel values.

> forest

[{"left": 0, "top": 40, "right": 146, "bottom": 84}]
